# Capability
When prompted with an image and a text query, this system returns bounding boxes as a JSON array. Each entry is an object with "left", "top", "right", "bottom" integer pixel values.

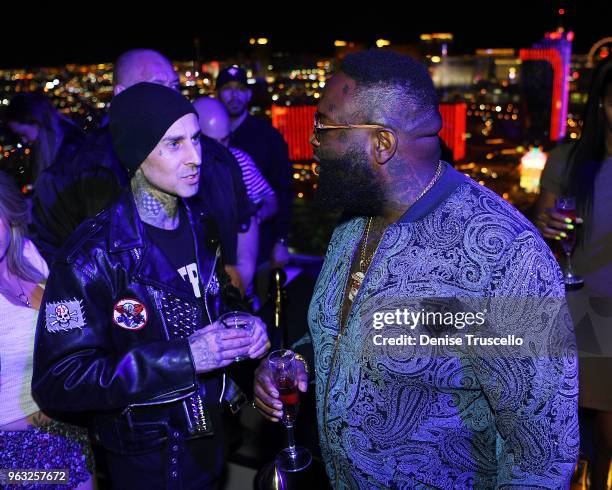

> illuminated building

[
  {"left": 519, "top": 29, "right": 573, "bottom": 141},
  {"left": 520, "top": 147, "right": 547, "bottom": 193},
  {"left": 420, "top": 33, "right": 453, "bottom": 59},
  {"left": 439, "top": 103, "right": 467, "bottom": 161},
  {"left": 271, "top": 105, "right": 316, "bottom": 161}
]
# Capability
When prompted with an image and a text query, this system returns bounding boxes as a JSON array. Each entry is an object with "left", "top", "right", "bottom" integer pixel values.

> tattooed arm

[{"left": 187, "top": 321, "right": 253, "bottom": 373}]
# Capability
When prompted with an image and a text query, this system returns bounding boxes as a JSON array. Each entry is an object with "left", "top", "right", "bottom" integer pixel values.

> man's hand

[
  {"left": 270, "top": 240, "right": 290, "bottom": 268},
  {"left": 188, "top": 322, "right": 252, "bottom": 373},
  {"left": 253, "top": 357, "right": 308, "bottom": 422},
  {"left": 249, "top": 316, "right": 271, "bottom": 359}
]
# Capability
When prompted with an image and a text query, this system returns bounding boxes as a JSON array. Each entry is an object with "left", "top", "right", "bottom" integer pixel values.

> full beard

[{"left": 314, "top": 146, "right": 385, "bottom": 216}]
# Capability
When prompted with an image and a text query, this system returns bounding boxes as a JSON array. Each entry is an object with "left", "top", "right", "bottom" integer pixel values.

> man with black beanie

[
  {"left": 31, "top": 49, "right": 257, "bottom": 297},
  {"left": 32, "top": 82, "right": 270, "bottom": 489}
]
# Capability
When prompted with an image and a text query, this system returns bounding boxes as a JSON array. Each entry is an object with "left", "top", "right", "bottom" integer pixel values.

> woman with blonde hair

[{"left": 0, "top": 171, "right": 94, "bottom": 489}]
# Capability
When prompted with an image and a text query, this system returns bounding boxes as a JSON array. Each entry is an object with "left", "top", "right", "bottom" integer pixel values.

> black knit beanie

[{"left": 109, "top": 82, "right": 197, "bottom": 174}]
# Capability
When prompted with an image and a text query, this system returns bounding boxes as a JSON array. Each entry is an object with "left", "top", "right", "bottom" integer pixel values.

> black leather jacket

[{"left": 32, "top": 189, "right": 242, "bottom": 455}]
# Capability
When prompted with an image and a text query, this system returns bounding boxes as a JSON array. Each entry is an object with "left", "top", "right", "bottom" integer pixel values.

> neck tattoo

[
  {"left": 347, "top": 161, "right": 443, "bottom": 303},
  {"left": 131, "top": 169, "right": 178, "bottom": 229}
]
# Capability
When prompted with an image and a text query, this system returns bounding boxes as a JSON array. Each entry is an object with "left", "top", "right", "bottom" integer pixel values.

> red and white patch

[{"left": 112, "top": 298, "right": 148, "bottom": 331}]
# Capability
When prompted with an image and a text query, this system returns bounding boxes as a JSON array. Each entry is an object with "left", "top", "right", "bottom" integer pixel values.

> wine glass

[
  {"left": 268, "top": 349, "right": 312, "bottom": 472},
  {"left": 555, "top": 196, "right": 583, "bottom": 287},
  {"left": 218, "top": 311, "right": 255, "bottom": 361}
]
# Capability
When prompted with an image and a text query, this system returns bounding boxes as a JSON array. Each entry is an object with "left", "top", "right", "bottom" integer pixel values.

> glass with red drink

[{"left": 268, "top": 349, "right": 312, "bottom": 472}]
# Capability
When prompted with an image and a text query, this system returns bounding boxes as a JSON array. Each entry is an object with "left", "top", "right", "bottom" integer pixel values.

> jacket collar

[
  {"left": 108, "top": 189, "right": 212, "bottom": 252},
  {"left": 109, "top": 188, "right": 145, "bottom": 253},
  {"left": 108, "top": 188, "right": 219, "bottom": 302}
]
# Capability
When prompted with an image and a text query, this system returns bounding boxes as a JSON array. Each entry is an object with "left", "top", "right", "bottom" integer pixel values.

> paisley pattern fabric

[{"left": 308, "top": 164, "right": 578, "bottom": 489}]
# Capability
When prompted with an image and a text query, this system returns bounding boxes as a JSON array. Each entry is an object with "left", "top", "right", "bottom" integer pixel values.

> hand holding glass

[
  {"left": 218, "top": 311, "right": 254, "bottom": 361},
  {"left": 268, "top": 349, "right": 312, "bottom": 472},
  {"left": 555, "top": 197, "right": 583, "bottom": 287}
]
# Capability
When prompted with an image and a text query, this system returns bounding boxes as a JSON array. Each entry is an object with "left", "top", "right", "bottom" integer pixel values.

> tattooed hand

[
  {"left": 188, "top": 321, "right": 252, "bottom": 373},
  {"left": 248, "top": 316, "right": 271, "bottom": 359}
]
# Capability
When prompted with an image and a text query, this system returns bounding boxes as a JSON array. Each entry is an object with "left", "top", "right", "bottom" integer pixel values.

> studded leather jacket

[{"left": 32, "top": 189, "right": 243, "bottom": 455}]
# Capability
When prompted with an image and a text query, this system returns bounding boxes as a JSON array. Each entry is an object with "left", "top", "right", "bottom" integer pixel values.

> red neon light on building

[
  {"left": 439, "top": 103, "right": 466, "bottom": 162},
  {"left": 520, "top": 48, "right": 568, "bottom": 141},
  {"left": 271, "top": 105, "right": 316, "bottom": 161},
  {"left": 272, "top": 104, "right": 467, "bottom": 163}
]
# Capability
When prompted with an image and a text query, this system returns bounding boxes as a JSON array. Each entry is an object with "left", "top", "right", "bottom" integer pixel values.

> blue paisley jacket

[{"left": 307, "top": 163, "right": 578, "bottom": 489}]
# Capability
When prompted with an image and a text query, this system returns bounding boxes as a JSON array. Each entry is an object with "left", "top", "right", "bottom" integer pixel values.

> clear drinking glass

[
  {"left": 218, "top": 311, "right": 255, "bottom": 361},
  {"left": 555, "top": 196, "right": 584, "bottom": 287}
]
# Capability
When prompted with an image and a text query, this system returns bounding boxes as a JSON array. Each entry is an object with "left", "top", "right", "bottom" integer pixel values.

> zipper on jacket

[
  {"left": 122, "top": 388, "right": 196, "bottom": 414},
  {"left": 122, "top": 388, "right": 196, "bottom": 432}
]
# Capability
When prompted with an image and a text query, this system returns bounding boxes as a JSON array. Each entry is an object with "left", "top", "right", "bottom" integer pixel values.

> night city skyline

[
  {"left": 1, "top": 2, "right": 610, "bottom": 68},
  {"left": 1, "top": 1, "right": 611, "bottom": 256}
]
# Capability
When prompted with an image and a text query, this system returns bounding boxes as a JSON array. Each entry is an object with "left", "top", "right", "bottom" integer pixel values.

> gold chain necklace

[{"left": 347, "top": 160, "right": 443, "bottom": 302}]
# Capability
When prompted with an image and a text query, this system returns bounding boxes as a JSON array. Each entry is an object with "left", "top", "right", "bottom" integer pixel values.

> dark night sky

[{"left": 1, "top": 2, "right": 610, "bottom": 69}]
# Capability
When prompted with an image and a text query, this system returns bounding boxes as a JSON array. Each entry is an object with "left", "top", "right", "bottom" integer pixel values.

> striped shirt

[{"left": 229, "top": 147, "right": 275, "bottom": 204}]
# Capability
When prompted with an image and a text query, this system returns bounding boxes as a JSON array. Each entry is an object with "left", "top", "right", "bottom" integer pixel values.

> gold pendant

[{"left": 348, "top": 271, "right": 365, "bottom": 302}]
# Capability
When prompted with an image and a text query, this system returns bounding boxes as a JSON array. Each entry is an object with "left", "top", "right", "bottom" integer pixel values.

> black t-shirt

[
  {"left": 144, "top": 209, "right": 227, "bottom": 477},
  {"left": 144, "top": 208, "right": 201, "bottom": 299}
]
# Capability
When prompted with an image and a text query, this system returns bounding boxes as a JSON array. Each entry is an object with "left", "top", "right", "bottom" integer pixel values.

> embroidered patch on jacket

[
  {"left": 207, "top": 273, "right": 220, "bottom": 295},
  {"left": 45, "top": 299, "right": 86, "bottom": 333},
  {"left": 113, "top": 298, "right": 148, "bottom": 330}
]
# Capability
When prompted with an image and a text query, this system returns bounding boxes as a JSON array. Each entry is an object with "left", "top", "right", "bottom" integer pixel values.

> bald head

[
  {"left": 113, "top": 49, "right": 179, "bottom": 95},
  {"left": 193, "top": 97, "right": 231, "bottom": 146}
]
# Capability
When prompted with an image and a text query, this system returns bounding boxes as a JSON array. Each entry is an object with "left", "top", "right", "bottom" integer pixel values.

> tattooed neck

[
  {"left": 381, "top": 163, "right": 438, "bottom": 223},
  {"left": 131, "top": 169, "right": 179, "bottom": 229}
]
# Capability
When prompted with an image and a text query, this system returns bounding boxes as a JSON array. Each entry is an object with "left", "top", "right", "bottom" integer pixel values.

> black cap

[
  {"left": 216, "top": 66, "right": 248, "bottom": 90},
  {"left": 109, "top": 82, "right": 197, "bottom": 174}
]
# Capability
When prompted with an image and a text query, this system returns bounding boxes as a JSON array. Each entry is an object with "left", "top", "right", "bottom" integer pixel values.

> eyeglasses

[{"left": 313, "top": 112, "right": 387, "bottom": 143}]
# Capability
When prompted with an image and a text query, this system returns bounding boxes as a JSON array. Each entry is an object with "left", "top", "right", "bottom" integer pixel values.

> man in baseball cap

[
  {"left": 216, "top": 65, "right": 249, "bottom": 92},
  {"left": 216, "top": 65, "right": 293, "bottom": 303}
]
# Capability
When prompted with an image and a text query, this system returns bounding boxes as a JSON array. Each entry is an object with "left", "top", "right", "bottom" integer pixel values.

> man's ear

[{"left": 373, "top": 128, "right": 397, "bottom": 165}]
